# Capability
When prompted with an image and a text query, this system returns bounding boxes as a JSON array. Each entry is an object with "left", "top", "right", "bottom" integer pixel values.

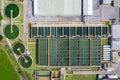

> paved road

[
  {"left": 22, "top": 0, "right": 29, "bottom": 41},
  {"left": 73, "top": 62, "right": 120, "bottom": 74},
  {"left": 1, "top": 0, "right": 4, "bottom": 17},
  {"left": 0, "top": 0, "right": 4, "bottom": 33}
]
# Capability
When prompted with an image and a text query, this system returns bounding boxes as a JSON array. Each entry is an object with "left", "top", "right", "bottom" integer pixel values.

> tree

[
  {"left": 0, "top": 13, "right": 3, "bottom": 21},
  {"left": 105, "top": 21, "right": 110, "bottom": 26},
  {"left": 0, "top": 34, "right": 3, "bottom": 41}
]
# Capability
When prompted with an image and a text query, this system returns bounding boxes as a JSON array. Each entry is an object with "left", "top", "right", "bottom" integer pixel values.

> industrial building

[
  {"left": 33, "top": 0, "right": 93, "bottom": 16},
  {"left": 112, "top": 24, "right": 120, "bottom": 51},
  {"left": 33, "top": 0, "right": 82, "bottom": 16}
]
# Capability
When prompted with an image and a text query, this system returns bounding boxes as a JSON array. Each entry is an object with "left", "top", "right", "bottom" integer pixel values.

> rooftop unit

[
  {"left": 83, "top": 0, "right": 93, "bottom": 15},
  {"left": 103, "top": 45, "right": 111, "bottom": 61},
  {"left": 102, "top": 0, "right": 112, "bottom": 5}
]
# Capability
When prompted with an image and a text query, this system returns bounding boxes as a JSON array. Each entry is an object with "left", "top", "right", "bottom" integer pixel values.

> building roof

[
  {"left": 83, "top": 0, "right": 93, "bottom": 15},
  {"left": 103, "top": 46, "right": 111, "bottom": 60},
  {"left": 37, "top": 71, "right": 51, "bottom": 76},
  {"left": 37, "top": 77, "right": 50, "bottom": 80},
  {"left": 108, "top": 75, "right": 118, "bottom": 79},
  {"left": 98, "top": 75, "right": 103, "bottom": 80},
  {"left": 112, "top": 24, "right": 120, "bottom": 51},
  {"left": 34, "top": 0, "right": 81, "bottom": 16},
  {"left": 114, "top": 0, "right": 120, "bottom": 7},
  {"left": 103, "top": 0, "right": 112, "bottom": 4}
]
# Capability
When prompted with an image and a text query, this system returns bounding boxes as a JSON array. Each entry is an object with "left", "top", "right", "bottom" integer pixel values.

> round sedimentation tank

[
  {"left": 12, "top": 42, "right": 25, "bottom": 55},
  {"left": 18, "top": 55, "right": 32, "bottom": 68},
  {"left": 4, "top": 24, "right": 19, "bottom": 39},
  {"left": 5, "top": 4, "right": 19, "bottom": 18}
]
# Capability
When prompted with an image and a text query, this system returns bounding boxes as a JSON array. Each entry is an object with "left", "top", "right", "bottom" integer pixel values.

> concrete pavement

[
  {"left": 22, "top": 0, "right": 29, "bottom": 41},
  {"left": 73, "top": 62, "right": 120, "bottom": 75}
]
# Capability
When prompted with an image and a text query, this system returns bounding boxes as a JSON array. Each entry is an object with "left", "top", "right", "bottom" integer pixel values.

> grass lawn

[
  {"left": 0, "top": 47, "right": 20, "bottom": 80},
  {"left": 24, "top": 42, "right": 37, "bottom": 80},
  {"left": 17, "top": 23, "right": 24, "bottom": 38},
  {"left": 65, "top": 74, "right": 97, "bottom": 80},
  {"left": 91, "top": 67, "right": 99, "bottom": 71},
  {"left": 0, "top": 34, "right": 3, "bottom": 41},
  {"left": 0, "top": 12, "right": 3, "bottom": 21}
]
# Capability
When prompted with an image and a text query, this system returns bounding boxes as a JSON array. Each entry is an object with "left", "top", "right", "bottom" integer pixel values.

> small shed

[
  {"left": 37, "top": 71, "right": 51, "bottom": 76},
  {"left": 36, "top": 71, "right": 51, "bottom": 80},
  {"left": 98, "top": 75, "right": 103, "bottom": 80}
]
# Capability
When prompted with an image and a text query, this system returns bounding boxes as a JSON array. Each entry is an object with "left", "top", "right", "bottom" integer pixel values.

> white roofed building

[
  {"left": 83, "top": 0, "right": 93, "bottom": 15},
  {"left": 102, "top": 0, "right": 112, "bottom": 5},
  {"left": 108, "top": 75, "right": 118, "bottom": 79},
  {"left": 112, "top": 24, "right": 120, "bottom": 51},
  {"left": 33, "top": 0, "right": 81, "bottom": 16}
]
